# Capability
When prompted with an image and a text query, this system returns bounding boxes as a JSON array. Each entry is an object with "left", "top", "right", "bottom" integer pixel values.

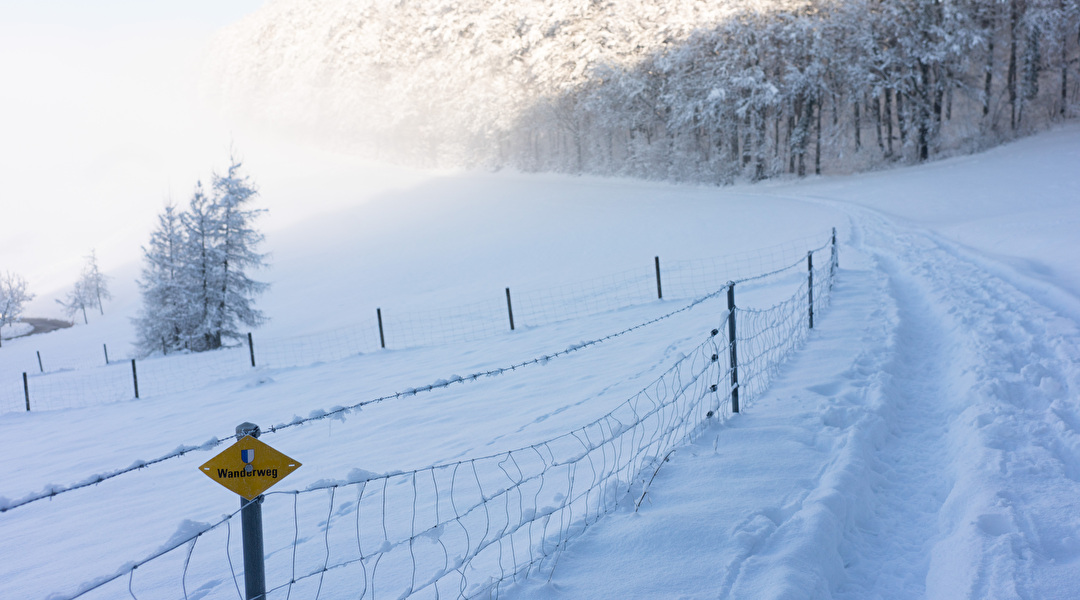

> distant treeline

[
  {"left": 505, "top": 0, "right": 1080, "bottom": 182},
  {"left": 211, "top": 0, "right": 1080, "bottom": 183}
]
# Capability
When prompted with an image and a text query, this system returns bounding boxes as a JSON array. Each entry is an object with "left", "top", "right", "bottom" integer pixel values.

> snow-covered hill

[
  {"left": 3, "top": 118, "right": 1080, "bottom": 599},
  {"left": 204, "top": 0, "right": 1080, "bottom": 181}
]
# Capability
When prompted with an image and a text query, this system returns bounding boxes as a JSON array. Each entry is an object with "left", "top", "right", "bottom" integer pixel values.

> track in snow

[{"left": 506, "top": 206, "right": 1080, "bottom": 599}]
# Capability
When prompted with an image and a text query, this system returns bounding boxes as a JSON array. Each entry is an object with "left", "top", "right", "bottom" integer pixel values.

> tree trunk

[
  {"left": 918, "top": 62, "right": 932, "bottom": 161},
  {"left": 788, "top": 114, "right": 797, "bottom": 173},
  {"left": 754, "top": 107, "right": 767, "bottom": 181},
  {"left": 946, "top": 68, "right": 954, "bottom": 121},
  {"left": 1063, "top": 41, "right": 1069, "bottom": 117},
  {"left": 854, "top": 98, "right": 862, "bottom": 152},
  {"left": 884, "top": 88, "right": 895, "bottom": 158},
  {"left": 815, "top": 98, "right": 822, "bottom": 175},
  {"left": 984, "top": 35, "right": 995, "bottom": 118},
  {"left": 742, "top": 110, "right": 752, "bottom": 167},
  {"left": 774, "top": 114, "right": 781, "bottom": 157},
  {"left": 873, "top": 96, "right": 884, "bottom": 153},
  {"left": 934, "top": 66, "right": 945, "bottom": 135},
  {"left": 729, "top": 117, "right": 741, "bottom": 167},
  {"left": 897, "top": 92, "right": 908, "bottom": 148},
  {"left": 1008, "top": 0, "right": 1019, "bottom": 130},
  {"left": 1062, "top": 4, "right": 1070, "bottom": 119}
]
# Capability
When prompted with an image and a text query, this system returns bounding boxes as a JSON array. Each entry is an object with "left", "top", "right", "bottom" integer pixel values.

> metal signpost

[{"left": 199, "top": 422, "right": 301, "bottom": 600}]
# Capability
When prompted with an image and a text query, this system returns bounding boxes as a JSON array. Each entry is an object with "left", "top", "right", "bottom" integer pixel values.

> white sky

[
  {"left": 0, "top": 1, "right": 265, "bottom": 309},
  {"left": 0, "top": 1, "right": 265, "bottom": 28}
]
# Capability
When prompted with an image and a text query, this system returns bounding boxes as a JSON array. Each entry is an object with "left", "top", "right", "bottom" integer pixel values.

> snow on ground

[
  {"left": 2, "top": 119, "right": 1080, "bottom": 600},
  {"left": 1, "top": 322, "right": 33, "bottom": 341},
  {"left": 507, "top": 126, "right": 1080, "bottom": 599}
]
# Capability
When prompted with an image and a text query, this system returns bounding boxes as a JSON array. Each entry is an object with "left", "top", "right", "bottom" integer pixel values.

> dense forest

[{"left": 208, "top": 0, "right": 1080, "bottom": 183}]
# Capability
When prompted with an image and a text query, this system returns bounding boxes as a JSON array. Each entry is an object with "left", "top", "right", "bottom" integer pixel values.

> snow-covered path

[
  {"left": 856, "top": 210, "right": 1080, "bottom": 599},
  {"left": 830, "top": 240, "right": 955, "bottom": 599},
  {"left": 507, "top": 203, "right": 1080, "bottom": 599}
]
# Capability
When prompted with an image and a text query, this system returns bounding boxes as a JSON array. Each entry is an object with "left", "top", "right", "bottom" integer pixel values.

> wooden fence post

[
  {"left": 247, "top": 333, "right": 256, "bottom": 367},
  {"left": 23, "top": 372, "right": 30, "bottom": 412}
]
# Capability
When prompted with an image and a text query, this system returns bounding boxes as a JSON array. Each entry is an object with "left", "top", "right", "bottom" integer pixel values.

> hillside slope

[{"left": 2, "top": 121, "right": 1079, "bottom": 599}]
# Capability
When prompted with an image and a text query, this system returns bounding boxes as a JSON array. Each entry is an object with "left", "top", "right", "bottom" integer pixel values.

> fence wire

[
  {"left": 53, "top": 241, "right": 838, "bottom": 600},
  {"left": 1, "top": 233, "right": 832, "bottom": 414}
]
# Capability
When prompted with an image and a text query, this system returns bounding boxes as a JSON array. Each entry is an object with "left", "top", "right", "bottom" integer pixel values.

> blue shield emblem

[{"left": 241, "top": 449, "right": 255, "bottom": 464}]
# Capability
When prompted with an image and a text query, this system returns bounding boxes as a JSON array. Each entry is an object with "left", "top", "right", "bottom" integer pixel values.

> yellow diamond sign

[{"left": 199, "top": 435, "right": 301, "bottom": 500}]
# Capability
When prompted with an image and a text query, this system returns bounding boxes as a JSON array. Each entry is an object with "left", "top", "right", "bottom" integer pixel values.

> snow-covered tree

[
  {"left": 134, "top": 203, "right": 188, "bottom": 356},
  {"left": 56, "top": 280, "right": 92, "bottom": 325},
  {"left": 178, "top": 181, "right": 222, "bottom": 352},
  {"left": 80, "top": 249, "right": 112, "bottom": 316},
  {"left": 206, "top": 159, "right": 270, "bottom": 349},
  {"left": 134, "top": 159, "right": 269, "bottom": 356},
  {"left": 205, "top": 0, "right": 1080, "bottom": 181},
  {"left": 0, "top": 271, "right": 35, "bottom": 348}
]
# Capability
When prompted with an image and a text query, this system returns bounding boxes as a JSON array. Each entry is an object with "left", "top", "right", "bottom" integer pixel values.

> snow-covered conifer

[
  {"left": 179, "top": 181, "right": 225, "bottom": 351},
  {"left": 206, "top": 159, "right": 270, "bottom": 348},
  {"left": 135, "top": 162, "right": 269, "bottom": 355},
  {"left": 134, "top": 204, "right": 188, "bottom": 356}
]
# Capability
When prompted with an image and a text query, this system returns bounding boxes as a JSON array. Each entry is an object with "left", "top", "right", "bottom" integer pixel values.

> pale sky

[
  {"left": 0, "top": 1, "right": 267, "bottom": 311},
  {"left": 0, "top": 1, "right": 264, "bottom": 28}
]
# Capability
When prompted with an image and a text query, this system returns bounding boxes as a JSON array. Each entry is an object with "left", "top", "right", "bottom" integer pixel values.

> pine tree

[
  {"left": 134, "top": 161, "right": 269, "bottom": 356},
  {"left": 134, "top": 203, "right": 187, "bottom": 356},
  {"left": 207, "top": 159, "right": 270, "bottom": 348},
  {"left": 179, "top": 181, "right": 222, "bottom": 351}
]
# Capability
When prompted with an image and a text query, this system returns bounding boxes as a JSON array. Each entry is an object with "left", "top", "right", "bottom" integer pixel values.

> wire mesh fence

[
  {"left": 1, "top": 233, "right": 831, "bottom": 414},
  {"left": 53, "top": 237, "right": 839, "bottom": 600}
]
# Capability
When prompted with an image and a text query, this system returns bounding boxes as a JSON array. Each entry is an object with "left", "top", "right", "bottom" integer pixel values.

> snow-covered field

[{"left": 2, "top": 122, "right": 1079, "bottom": 599}]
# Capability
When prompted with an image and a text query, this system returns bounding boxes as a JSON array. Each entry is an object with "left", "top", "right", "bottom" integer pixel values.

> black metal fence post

[
  {"left": 505, "top": 288, "right": 515, "bottom": 331},
  {"left": 247, "top": 333, "right": 256, "bottom": 367},
  {"left": 23, "top": 372, "right": 30, "bottom": 412},
  {"left": 36, "top": 351, "right": 43, "bottom": 373},
  {"left": 727, "top": 283, "right": 740, "bottom": 413},
  {"left": 236, "top": 422, "right": 266, "bottom": 600},
  {"left": 103, "top": 344, "right": 109, "bottom": 365},
  {"left": 131, "top": 359, "right": 139, "bottom": 399},
  {"left": 831, "top": 227, "right": 838, "bottom": 273},
  {"left": 808, "top": 252, "right": 815, "bottom": 330},
  {"left": 655, "top": 256, "right": 663, "bottom": 299},
  {"left": 377, "top": 308, "right": 386, "bottom": 349}
]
